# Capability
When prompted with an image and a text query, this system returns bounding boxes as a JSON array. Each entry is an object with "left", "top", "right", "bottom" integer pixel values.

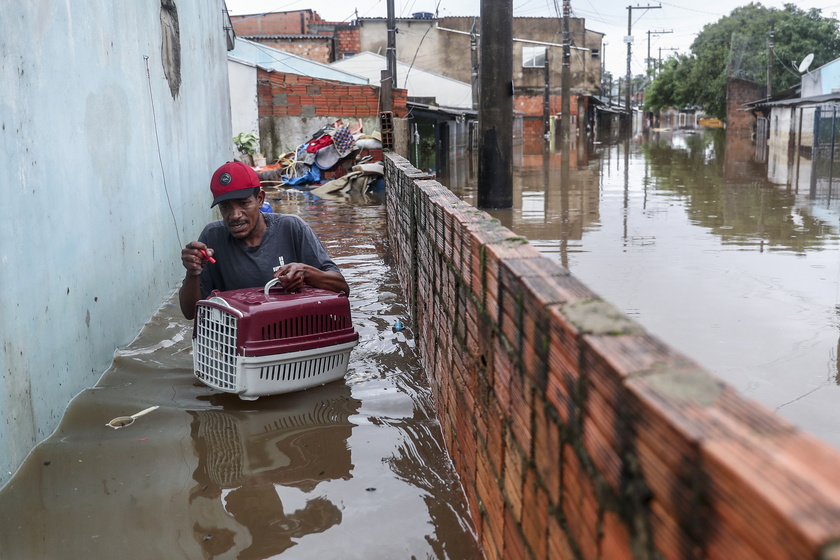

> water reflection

[
  {"left": 439, "top": 130, "right": 840, "bottom": 449},
  {"left": 188, "top": 386, "right": 359, "bottom": 559}
]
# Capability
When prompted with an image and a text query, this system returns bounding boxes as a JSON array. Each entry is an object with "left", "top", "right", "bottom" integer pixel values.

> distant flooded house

[{"left": 744, "top": 56, "right": 840, "bottom": 196}]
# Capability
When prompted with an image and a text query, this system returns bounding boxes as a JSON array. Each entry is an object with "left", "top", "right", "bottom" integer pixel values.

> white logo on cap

[{"left": 220, "top": 172, "right": 232, "bottom": 185}]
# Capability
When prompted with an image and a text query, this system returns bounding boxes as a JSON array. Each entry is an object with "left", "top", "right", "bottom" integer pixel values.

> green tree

[
  {"left": 646, "top": 54, "right": 696, "bottom": 112},
  {"left": 644, "top": 3, "right": 840, "bottom": 119}
]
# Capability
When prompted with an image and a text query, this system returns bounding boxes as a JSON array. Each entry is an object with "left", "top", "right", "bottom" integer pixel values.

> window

[
  {"left": 522, "top": 46, "right": 546, "bottom": 68},
  {"left": 591, "top": 48, "right": 600, "bottom": 58}
]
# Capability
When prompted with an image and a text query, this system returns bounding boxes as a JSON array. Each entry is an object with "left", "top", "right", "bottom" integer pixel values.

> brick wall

[
  {"left": 384, "top": 153, "right": 840, "bottom": 560},
  {"left": 255, "top": 39, "right": 332, "bottom": 64},
  {"left": 256, "top": 70, "right": 406, "bottom": 159},
  {"left": 727, "top": 78, "right": 764, "bottom": 135},
  {"left": 334, "top": 26, "right": 360, "bottom": 57},
  {"left": 258, "top": 70, "right": 406, "bottom": 119},
  {"left": 231, "top": 10, "right": 322, "bottom": 35},
  {"left": 515, "top": 94, "right": 590, "bottom": 143},
  {"left": 232, "top": 12, "right": 359, "bottom": 63},
  {"left": 514, "top": 94, "right": 575, "bottom": 116}
]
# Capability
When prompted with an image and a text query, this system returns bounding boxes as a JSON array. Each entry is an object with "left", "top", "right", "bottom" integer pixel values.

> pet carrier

[{"left": 192, "top": 278, "right": 358, "bottom": 400}]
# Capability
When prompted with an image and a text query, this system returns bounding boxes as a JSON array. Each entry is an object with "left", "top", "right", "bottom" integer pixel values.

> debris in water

[{"left": 106, "top": 405, "right": 159, "bottom": 429}]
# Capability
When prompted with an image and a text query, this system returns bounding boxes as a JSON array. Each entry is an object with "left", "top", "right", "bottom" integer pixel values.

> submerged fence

[
  {"left": 384, "top": 152, "right": 840, "bottom": 560},
  {"left": 810, "top": 105, "right": 840, "bottom": 204}
]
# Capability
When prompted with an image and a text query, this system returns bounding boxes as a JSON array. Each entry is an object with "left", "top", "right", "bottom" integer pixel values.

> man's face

[{"left": 218, "top": 190, "right": 266, "bottom": 244}]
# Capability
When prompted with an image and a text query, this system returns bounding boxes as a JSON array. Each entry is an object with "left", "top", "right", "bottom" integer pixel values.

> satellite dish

[{"left": 798, "top": 53, "right": 815, "bottom": 73}]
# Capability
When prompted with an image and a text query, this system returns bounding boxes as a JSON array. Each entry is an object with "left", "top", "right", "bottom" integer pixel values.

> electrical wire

[
  {"left": 403, "top": 0, "right": 443, "bottom": 88},
  {"left": 143, "top": 55, "right": 183, "bottom": 249}
]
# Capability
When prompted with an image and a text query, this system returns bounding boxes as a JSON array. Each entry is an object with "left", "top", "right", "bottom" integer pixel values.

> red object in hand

[{"left": 199, "top": 249, "right": 216, "bottom": 264}]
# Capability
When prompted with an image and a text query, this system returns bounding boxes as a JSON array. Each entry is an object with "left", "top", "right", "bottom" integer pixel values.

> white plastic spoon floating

[{"left": 106, "top": 405, "right": 159, "bottom": 429}]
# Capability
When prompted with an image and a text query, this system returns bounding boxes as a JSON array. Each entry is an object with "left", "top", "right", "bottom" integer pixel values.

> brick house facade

[
  {"left": 727, "top": 77, "right": 765, "bottom": 135},
  {"left": 231, "top": 10, "right": 360, "bottom": 63},
  {"left": 256, "top": 68, "right": 407, "bottom": 159}
]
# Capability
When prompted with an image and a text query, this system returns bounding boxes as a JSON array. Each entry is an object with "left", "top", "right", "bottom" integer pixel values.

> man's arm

[
  {"left": 179, "top": 241, "right": 213, "bottom": 320},
  {"left": 273, "top": 263, "right": 350, "bottom": 295},
  {"left": 179, "top": 274, "right": 202, "bottom": 320}
]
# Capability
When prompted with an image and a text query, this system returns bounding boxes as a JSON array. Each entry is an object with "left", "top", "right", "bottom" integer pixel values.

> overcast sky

[{"left": 225, "top": 0, "right": 840, "bottom": 78}]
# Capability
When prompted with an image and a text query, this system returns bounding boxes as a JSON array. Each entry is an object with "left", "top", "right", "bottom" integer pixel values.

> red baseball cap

[{"left": 210, "top": 161, "right": 261, "bottom": 207}]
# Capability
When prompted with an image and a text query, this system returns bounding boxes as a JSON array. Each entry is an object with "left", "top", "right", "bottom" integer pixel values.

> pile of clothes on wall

[{"left": 259, "top": 119, "right": 384, "bottom": 195}]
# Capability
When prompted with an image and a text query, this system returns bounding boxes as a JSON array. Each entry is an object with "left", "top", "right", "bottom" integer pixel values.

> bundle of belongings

[
  {"left": 277, "top": 119, "right": 383, "bottom": 189},
  {"left": 309, "top": 159, "right": 385, "bottom": 197}
]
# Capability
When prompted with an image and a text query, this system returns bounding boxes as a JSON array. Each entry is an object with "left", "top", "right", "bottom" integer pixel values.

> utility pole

[
  {"left": 386, "top": 0, "right": 397, "bottom": 88},
  {"left": 478, "top": 0, "right": 513, "bottom": 209},
  {"left": 601, "top": 41, "right": 607, "bottom": 95},
  {"left": 646, "top": 29, "right": 671, "bottom": 73},
  {"left": 625, "top": 4, "right": 661, "bottom": 128},
  {"left": 561, "top": 0, "right": 571, "bottom": 143},
  {"left": 543, "top": 48, "right": 551, "bottom": 139},
  {"left": 766, "top": 22, "right": 774, "bottom": 98},
  {"left": 470, "top": 18, "right": 479, "bottom": 110}
]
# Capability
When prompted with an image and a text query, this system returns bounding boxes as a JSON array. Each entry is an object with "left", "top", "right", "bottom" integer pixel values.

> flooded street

[
  {"left": 4, "top": 128, "right": 840, "bottom": 558},
  {"left": 0, "top": 190, "right": 480, "bottom": 559},
  {"left": 442, "top": 129, "right": 840, "bottom": 450}
]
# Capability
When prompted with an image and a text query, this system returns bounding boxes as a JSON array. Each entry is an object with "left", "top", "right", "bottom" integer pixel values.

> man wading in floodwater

[{"left": 178, "top": 161, "right": 349, "bottom": 319}]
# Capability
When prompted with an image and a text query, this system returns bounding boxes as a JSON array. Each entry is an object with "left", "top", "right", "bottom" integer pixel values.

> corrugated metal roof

[
  {"left": 238, "top": 34, "right": 331, "bottom": 41},
  {"left": 746, "top": 92, "right": 840, "bottom": 108},
  {"left": 229, "top": 38, "right": 369, "bottom": 85}
]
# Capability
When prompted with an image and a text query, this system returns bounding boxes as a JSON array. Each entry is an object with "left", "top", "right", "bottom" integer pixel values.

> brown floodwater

[
  {"left": 441, "top": 129, "right": 840, "bottom": 450},
  {"left": 0, "top": 188, "right": 481, "bottom": 559}
]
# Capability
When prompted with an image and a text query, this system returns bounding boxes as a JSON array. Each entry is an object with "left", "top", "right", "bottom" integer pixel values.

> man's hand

[
  {"left": 179, "top": 241, "right": 213, "bottom": 319},
  {"left": 273, "top": 262, "right": 307, "bottom": 293},
  {"left": 181, "top": 241, "right": 214, "bottom": 277},
  {"left": 273, "top": 263, "right": 350, "bottom": 295}
]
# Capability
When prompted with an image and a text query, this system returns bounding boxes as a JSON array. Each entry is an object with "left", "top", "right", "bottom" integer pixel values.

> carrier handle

[{"left": 264, "top": 277, "right": 283, "bottom": 295}]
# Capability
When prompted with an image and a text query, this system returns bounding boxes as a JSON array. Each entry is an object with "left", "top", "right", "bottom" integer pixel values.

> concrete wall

[
  {"left": 384, "top": 153, "right": 840, "bottom": 560},
  {"left": 229, "top": 59, "right": 259, "bottom": 144},
  {"left": 767, "top": 105, "right": 795, "bottom": 184},
  {"left": 360, "top": 18, "right": 472, "bottom": 85},
  {"left": 0, "top": 1, "right": 232, "bottom": 486}
]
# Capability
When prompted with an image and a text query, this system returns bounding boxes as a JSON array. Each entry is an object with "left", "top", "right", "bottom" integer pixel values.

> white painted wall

[
  {"left": 801, "top": 58, "right": 840, "bottom": 97},
  {"left": 768, "top": 106, "right": 794, "bottom": 184},
  {"left": 228, "top": 58, "right": 259, "bottom": 148},
  {"left": 0, "top": 1, "right": 233, "bottom": 485}
]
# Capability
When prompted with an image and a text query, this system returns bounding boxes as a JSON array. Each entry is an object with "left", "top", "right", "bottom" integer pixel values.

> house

[
  {"left": 228, "top": 39, "right": 408, "bottom": 165},
  {"left": 742, "top": 57, "right": 840, "bottom": 198},
  {"left": 359, "top": 16, "right": 604, "bottom": 142},
  {"left": 233, "top": 12, "right": 605, "bottom": 142},
  {"left": 230, "top": 10, "right": 360, "bottom": 63}
]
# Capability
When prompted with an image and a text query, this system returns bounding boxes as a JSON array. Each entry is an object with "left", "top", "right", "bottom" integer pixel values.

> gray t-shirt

[{"left": 198, "top": 212, "right": 340, "bottom": 297}]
